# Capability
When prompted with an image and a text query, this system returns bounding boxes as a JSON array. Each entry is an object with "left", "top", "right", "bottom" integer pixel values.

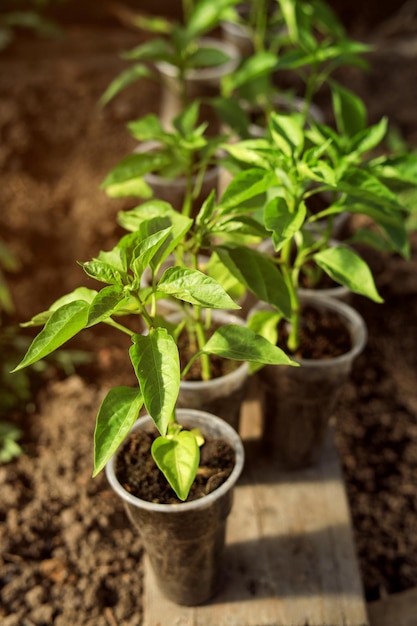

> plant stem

[
  {"left": 252, "top": 0, "right": 268, "bottom": 53},
  {"left": 104, "top": 318, "right": 134, "bottom": 336},
  {"left": 281, "top": 239, "right": 300, "bottom": 353},
  {"left": 194, "top": 307, "right": 211, "bottom": 381}
]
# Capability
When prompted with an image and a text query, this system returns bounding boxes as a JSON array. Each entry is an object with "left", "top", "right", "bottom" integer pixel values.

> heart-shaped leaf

[{"left": 151, "top": 431, "right": 200, "bottom": 501}]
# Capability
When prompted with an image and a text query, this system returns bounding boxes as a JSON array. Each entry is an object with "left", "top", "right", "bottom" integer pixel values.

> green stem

[
  {"left": 194, "top": 307, "right": 211, "bottom": 381},
  {"left": 252, "top": 0, "right": 268, "bottom": 53},
  {"left": 281, "top": 239, "right": 300, "bottom": 353},
  {"left": 181, "top": 157, "right": 194, "bottom": 219},
  {"left": 104, "top": 318, "right": 134, "bottom": 336},
  {"left": 182, "top": 0, "right": 194, "bottom": 23}
]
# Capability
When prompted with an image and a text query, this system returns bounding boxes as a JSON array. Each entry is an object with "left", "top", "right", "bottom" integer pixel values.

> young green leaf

[
  {"left": 353, "top": 117, "right": 388, "bottom": 155},
  {"left": 188, "top": 46, "right": 230, "bottom": 69},
  {"left": 219, "top": 168, "right": 277, "bottom": 210},
  {"left": 87, "top": 286, "right": 131, "bottom": 328},
  {"left": 185, "top": 0, "right": 239, "bottom": 40},
  {"left": 247, "top": 309, "right": 281, "bottom": 347},
  {"left": 101, "top": 152, "right": 172, "bottom": 198},
  {"left": 130, "top": 226, "right": 174, "bottom": 280},
  {"left": 93, "top": 386, "right": 144, "bottom": 477},
  {"left": 222, "top": 51, "right": 277, "bottom": 95},
  {"left": 129, "top": 329, "right": 180, "bottom": 436},
  {"left": 80, "top": 259, "right": 126, "bottom": 286},
  {"left": 330, "top": 81, "right": 367, "bottom": 138},
  {"left": 269, "top": 112, "right": 305, "bottom": 158},
  {"left": 127, "top": 113, "right": 166, "bottom": 142},
  {"left": 157, "top": 267, "right": 240, "bottom": 309},
  {"left": 99, "top": 64, "right": 152, "bottom": 107},
  {"left": 201, "top": 324, "right": 297, "bottom": 366},
  {"left": 264, "top": 196, "right": 307, "bottom": 251},
  {"left": 121, "top": 37, "right": 171, "bottom": 61},
  {"left": 216, "top": 245, "right": 292, "bottom": 318},
  {"left": 151, "top": 431, "right": 200, "bottom": 501},
  {"left": 313, "top": 246, "right": 383, "bottom": 303},
  {"left": 118, "top": 204, "right": 193, "bottom": 271},
  {"left": 11, "top": 301, "right": 89, "bottom": 372}
]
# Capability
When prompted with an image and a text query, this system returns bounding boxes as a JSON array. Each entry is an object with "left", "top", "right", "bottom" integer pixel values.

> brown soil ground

[{"left": 1, "top": 4, "right": 417, "bottom": 624}]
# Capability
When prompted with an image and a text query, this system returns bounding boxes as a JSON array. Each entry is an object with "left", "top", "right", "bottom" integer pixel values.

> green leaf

[
  {"left": 330, "top": 81, "right": 367, "bottom": 138},
  {"left": 151, "top": 431, "right": 200, "bottom": 501},
  {"left": 93, "top": 387, "right": 143, "bottom": 477},
  {"left": 119, "top": 207, "right": 193, "bottom": 272},
  {"left": 219, "top": 168, "right": 277, "bottom": 210},
  {"left": 340, "top": 168, "right": 402, "bottom": 210},
  {"left": 222, "top": 51, "right": 277, "bottom": 94},
  {"left": 127, "top": 114, "right": 166, "bottom": 142},
  {"left": 269, "top": 112, "right": 304, "bottom": 157},
  {"left": 126, "top": 13, "right": 172, "bottom": 35},
  {"left": 264, "top": 197, "right": 307, "bottom": 251},
  {"left": 129, "top": 329, "right": 180, "bottom": 436},
  {"left": 130, "top": 226, "right": 174, "bottom": 280},
  {"left": 188, "top": 46, "right": 230, "bottom": 69},
  {"left": 121, "top": 37, "right": 172, "bottom": 61},
  {"left": 0, "top": 422, "right": 23, "bottom": 463},
  {"left": 216, "top": 245, "right": 292, "bottom": 318},
  {"left": 186, "top": 0, "right": 239, "bottom": 39},
  {"left": 99, "top": 64, "right": 152, "bottom": 106},
  {"left": 11, "top": 301, "right": 89, "bottom": 372},
  {"left": 101, "top": 152, "right": 172, "bottom": 198},
  {"left": 195, "top": 189, "right": 216, "bottom": 226},
  {"left": 247, "top": 309, "right": 281, "bottom": 346},
  {"left": 106, "top": 178, "right": 153, "bottom": 199},
  {"left": 353, "top": 117, "right": 388, "bottom": 155},
  {"left": 172, "top": 100, "right": 200, "bottom": 137},
  {"left": 80, "top": 259, "right": 126, "bottom": 286},
  {"left": 222, "top": 144, "right": 272, "bottom": 171},
  {"left": 87, "top": 286, "right": 131, "bottom": 327},
  {"left": 157, "top": 267, "right": 240, "bottom": 309},
  {"left": 202, "top": 324, "right": 297, "bottom": 365},
  {"left": 313, "top": 246, "right": 383, "bottom": 303},
  {"left": 98, "top": 245, "right": 129, "bottom": 274}
]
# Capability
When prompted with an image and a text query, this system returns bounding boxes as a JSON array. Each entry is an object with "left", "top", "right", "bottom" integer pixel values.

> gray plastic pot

[
  {"left": 255, "top": 293, "right": 367, "bottom": 469},
  {"left": 105, "top": 409, "right": 245, "bottom": 606}
]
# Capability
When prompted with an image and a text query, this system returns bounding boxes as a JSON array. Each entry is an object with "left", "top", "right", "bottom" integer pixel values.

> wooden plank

[{"left": 144, "top": 393, "right": 369, "bottom": 626}]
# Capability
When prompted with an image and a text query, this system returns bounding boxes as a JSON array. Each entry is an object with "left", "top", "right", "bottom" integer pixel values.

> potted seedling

[
  {"left": 105, "top": 155, "right": 294, "bottom": 427},
  {"left": 215, "top": 0, "right": 369, "bottom": 141},
  {"left": 11, "top": 195, "right": 295, "bottom": 604},
  {"left": 215, "top": 106, "right": 411, "bottom": 468},
  {"left": 101, "top": 100, "right": 227, "bottom": 216},
  {"left": 101, "top": 0, "right": 241, "bottom": 131}
]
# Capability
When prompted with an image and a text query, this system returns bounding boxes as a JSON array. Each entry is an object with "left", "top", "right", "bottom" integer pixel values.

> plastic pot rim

[{"left": 105, "top": 408, "right": 245, "bottom": 513}]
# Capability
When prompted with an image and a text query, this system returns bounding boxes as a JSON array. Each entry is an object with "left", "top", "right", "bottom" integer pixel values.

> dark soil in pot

[
  {"left": 277, "top": 304, "right": 352, "bottom": 360},
  {"left": 1, "top": 7, "right": 417, "bottom": 623},
  {"left": 115, "top": 428, "right": 235, "bottom": 504}
]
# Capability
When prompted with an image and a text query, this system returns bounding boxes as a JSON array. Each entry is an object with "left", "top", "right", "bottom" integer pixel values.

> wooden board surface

[{"left": 144, "top": 393, "right": 369, "bottom": 626}]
